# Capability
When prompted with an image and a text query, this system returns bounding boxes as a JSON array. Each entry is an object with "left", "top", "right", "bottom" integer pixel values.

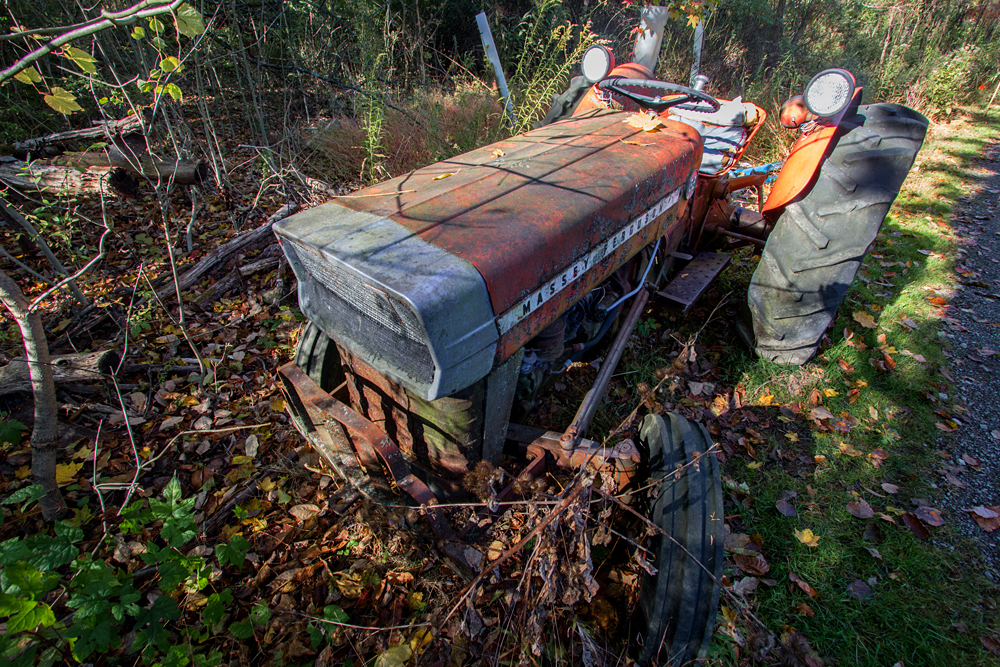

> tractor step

[{"left": 658, "top": 252, "right": 731, "bottom": 312}]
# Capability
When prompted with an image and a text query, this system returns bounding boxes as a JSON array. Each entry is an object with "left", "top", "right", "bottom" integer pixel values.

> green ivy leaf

[
  {"left": 7, "top": 600, "right": 55, "bottom": 632},
  {"left": 229, "top": 618, "right": 254, "bottom": 639},
  {"left": 175, "top": 3, "right": 206, "bottom": 38},
  {"left": 54, "top": 520, "right": 84, "bottom": 544},
  {"left": 157, "top": 559, "right": 188, "bottom": 592},
  {"left": 323, "top": 604, "right": 349, "bottom": 624},
  {"left": 131, "top": 25, "right": 146, "bottom": 39},
  {"left": 148, "top": 17, "right": 164, "bottom": 33},
  {"left": 164, "top": 82, "right": 183, "bottom": 101},
  {"left": 151, "top": 36, "right": 168, "bottom": 50},
  {"left": 216, "top": 535, "right": 250, "bottom": 568},
  {"left": 43, "top": 87, "right": 83, "bottom": 115},
  {"left": 1, "top": 484, "right": 43, "bottom": 506},
  {"left": 62, "top": 46, "right": 97, "bottom": 74},
  {"left": 11, "top": 67, "right": 41, "bottom": 85},
  {"left": 160, "top": 56, "right": 180, "bottom": 72},
  {"left": 250, "top": 600, "right": 270, "bottom": 625},
  {"left": 0, "top": 592, "right": 34, "bottom": 616},
  {"left": 202, "top": 589, "right": 232, "bottom": 626}
]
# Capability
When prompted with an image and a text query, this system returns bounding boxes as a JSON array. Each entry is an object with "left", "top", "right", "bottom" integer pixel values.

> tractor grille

[{"left": 294, "top": 247, "right": 436, "bottom": 385}]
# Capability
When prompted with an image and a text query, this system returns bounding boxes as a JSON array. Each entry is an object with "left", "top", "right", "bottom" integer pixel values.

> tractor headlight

[
  {"left": 803, "top": 69, "right": 855, "bottom": 117},
  {"left": 581, "top": 45, "right": 615, "bottom": 83}
]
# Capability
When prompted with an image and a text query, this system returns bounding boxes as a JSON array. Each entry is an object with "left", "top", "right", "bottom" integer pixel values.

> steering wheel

[{"left": 598, "top": 78, "right": 720, "bottom": 113}]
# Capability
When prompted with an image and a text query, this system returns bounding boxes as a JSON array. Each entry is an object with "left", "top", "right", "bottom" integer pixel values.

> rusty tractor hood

[{"left": 276, "top": 110, "right": 702, "bottom": 400}]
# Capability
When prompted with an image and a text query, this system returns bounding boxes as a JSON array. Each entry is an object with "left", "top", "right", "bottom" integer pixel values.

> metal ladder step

[{"left": 657, "top": 251, "right": 731, "bottom": 312}]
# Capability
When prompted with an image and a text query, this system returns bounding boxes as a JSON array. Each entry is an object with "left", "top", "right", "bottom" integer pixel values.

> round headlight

[
  {"left": 803, "top": 69, "right": 855, "bottom": 117},
  {"left": 581, "top": 45, "right": 615, "bottom": 83}
]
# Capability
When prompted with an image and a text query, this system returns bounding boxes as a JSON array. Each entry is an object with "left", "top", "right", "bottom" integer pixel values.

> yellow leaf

[
  {"left": 13, "top": 66, "right": 42, "bottom": 85},
  {"left": 131, "top": 25, "right": 146, "bottom": 39},
  {"left": 625, "top": 113, "right": 665, "bottom": 132},
  {"left": 747, "top": 461, "right": 764, "bottom": 470},
  {"left": 433, "top": 172, "right": 454, "bottom": 180},
  {"left": 231, "top": 455, "right": 254, "bottom": 466},
  {"left": 269, "top": 398, "right": 286, "bottom": 413},
  {"left": 160, "top": 56, "right": 180, "bottom": 72},
  {"left": 259, "top": 477, "right": 276, "bottom": 492},
  {"left": 490, "top": 148, "right": 505, "bottom": 159},
  {"left": 16, "top": 465, "right": 30, "bottom": 479},
  {"left": 839, "top": 442, "right": 862, "bottom": 457},
  {"left": 687, "top": 13, "right": 701, "bottom": 28},
  {"left": 758, "top": 394, "right": 774, "bottom": 406},
  {"left": 62, "top": 46, "right": 97, "bottom": 74},
  {"left": 721, "top": 605, "right": 737, "bottom": 624},
  {"left": 822, "top": 388, "right": 838, "bottom": 397},
  {"left": 794, "top": 528, "right": 820, "bottom": 547},
  {"left": 852, "top": 311, "right": 877, "bottom": 329},
  {"left": 44, "top": 87, "right": 83, "bottom": 115},
  {"left": 410, "top": 628, "right": 433, "bottom": 655},
  {"left": 374, "top": 644, "right": 412, "bottom": 667},
  {"left": 784, "top": 431, "right": 799, "bottom": 442},
  {"left": 55, "top": 461, "right": 84, "bottom": 485}
]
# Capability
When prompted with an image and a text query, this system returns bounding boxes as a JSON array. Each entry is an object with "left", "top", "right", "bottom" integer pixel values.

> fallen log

[
  {"left": 0, "top": 157, "right": 114, "bottom": 195},
  {"left": 49, "top": 147, "right": 207, "bottom": 186},
  {"left": 156, "top": 202, "right": 298, "bottom": 301},
  {"left": 5, "top": 114, "right": 146, "bottom": 159},
  {"left": 0, "top": 349, "right": 120, "bottom": 395}
]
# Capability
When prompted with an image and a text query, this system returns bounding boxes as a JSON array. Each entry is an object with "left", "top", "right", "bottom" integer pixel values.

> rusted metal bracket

[{"left": 279, "top": 362, "right": 481, "bottom": 573}]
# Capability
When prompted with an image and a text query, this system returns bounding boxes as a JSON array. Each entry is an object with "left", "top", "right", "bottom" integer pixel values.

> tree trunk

[
  {"left": 0, "top": 158, "right": 115, "bottom": 195},
  {"left": 0, "top": 270, "right": 64, "bottom": 520},
  {"left": 49, "top": 147, "right": 208, "bottom": 187},
  {"left": 0, "top": 152, "right": 207, "bottom": 195},
  {"left": 0, "top": 349, "right": 120, "bottom": 395}
]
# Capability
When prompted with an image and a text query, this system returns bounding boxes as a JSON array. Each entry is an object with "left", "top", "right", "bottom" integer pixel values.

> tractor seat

[{"left": 669, "top": 97, "right": 755, "bottom": 175}]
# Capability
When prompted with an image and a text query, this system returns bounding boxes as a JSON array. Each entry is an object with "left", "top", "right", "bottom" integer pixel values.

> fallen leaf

[
  {"left": 270, "top": 398, "right": 286, "bottom": 413},
  {"left": 624, "top": 113, "right": 665, "bottom": 132},
  {"left": 490, "top": 148, "right": 505, "bottom": 159},
  {"left": 848, "top": 499, "right": 875, "bottom": 519},
  {"left": 289, "top": 504, "right": 321, "bottom": 521},
  {"left": 952, "top": 621, "right": 968, "bottom": 634},
  {"left": 901, "top": 512, "right": 930, "bottom": 539},
  {"left": 487, "top": 540, "right": 504, "bottom": 561},
  {"left": 847, "top": 580, "right": 873, "bottom": 601},
  {"left": 853, "top": 311, "right": 877, "bottom": 328},
  {"left": 776, "top": 499, "right": 798, "bottom": 517},
  {"left": 789, "top": 571, "right": 820, "bottom": 598},
  {"left": 914, "top": 506, "right": 945, "bottom": 526},
  {"left": 983, "top": 635, "right": 1000, "bottom": 657},
  {"left": 55, "top": 461, "right": 84, "bottom": 485},
  {"left": 866, "top": 546, "right": 883, "bottom": 559},
  {"left": 965, "top": 505, "right": 1000, "bottom": 532},
  {"left": 992, "top": 430, "right": 1000, "bottom": 441},
  {"left": 810, "top": 406, "right": 835, "bottom": 420},
  {"left": 877, "top": 512, "right": 897, "bottom": 524},
  {"left": 868, "top": 448, "right": 888, "bottom": 468},
  {"left": 978, "top": 347, "right": 996, "bottom": 357},
  {"left": 943, "top": 471, "right": 965, "bottom": 488},
  {"left": 863, "top": 523, "right": 884, "bottom": 543},
  {"left": 193, "top": 416, "right": 213, "bottom": 431},
  {"left": 881, "top": 483, "right": 899, "bottom": 494},
  {"left": 432, "top": 172, "right": 454, "bottom": 180},
  {"left": 734, "top": 553, "right": 770, "bottom": 576},
  {"left": 732, "top": 576, "right": 759, "bottom": 596},
  {"left": 838, "top": 358, "right": 855, "bottom": 374},
  {"left": 796, "top": 602, "right": 816, "bottom": 617},
  {"left": 160, "top": 416, "right": 184, "bottom": 431},
  {"left": 839, "top": 442, "right": 863, "bottom": 457},
  {"left": 963, "top": 453, "right": 981, "bottom": 466},
  {"left": 245, "top": 434, "right": 259, "bottom": 458},
  {"left": 794, "top": 528, "right": 820, "bottom": 547}
]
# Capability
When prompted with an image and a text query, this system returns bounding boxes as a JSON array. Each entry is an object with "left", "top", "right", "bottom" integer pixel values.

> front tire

[
  {"left": 636, "top": 412, "right": 724, "bottom": 666},
  {"left": 748, "top": 103, "right": 929, "bottom": 364}
]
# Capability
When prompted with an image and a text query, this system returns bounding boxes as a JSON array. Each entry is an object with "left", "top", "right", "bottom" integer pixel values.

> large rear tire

[
  {"left": 748, "top": 103, "right": 929, "bottom": 364},
  {"left": 637, "top": 412, "right": 723, "bottom": 666}
]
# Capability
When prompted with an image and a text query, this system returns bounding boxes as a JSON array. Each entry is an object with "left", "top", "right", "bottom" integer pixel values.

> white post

[
  {"left": 476, "top": 12, "right": 517, "bottom": 128},
  {"left": 689, "top": 20, "right": 705, "bottom": 87}
]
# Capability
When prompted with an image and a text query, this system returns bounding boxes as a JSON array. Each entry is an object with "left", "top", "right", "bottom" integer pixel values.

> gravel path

[{"left": 936, "top": 136, "right": 1000, "bottom": 581}]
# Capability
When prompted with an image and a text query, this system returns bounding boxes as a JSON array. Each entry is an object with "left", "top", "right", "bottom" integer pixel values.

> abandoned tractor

[{"left": 274, "top": 6, "right": 928, "bottom": 664}]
